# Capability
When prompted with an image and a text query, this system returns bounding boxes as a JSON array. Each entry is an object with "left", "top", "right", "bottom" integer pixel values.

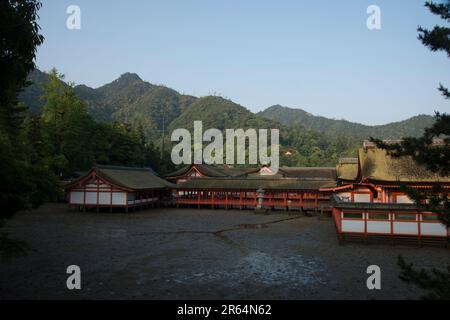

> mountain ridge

[
  {"left": 20, "top": 69, "right": 435, "bottom": 141},
  {"left": 258, "top": 105, "right": 435, "bottom": 139}
]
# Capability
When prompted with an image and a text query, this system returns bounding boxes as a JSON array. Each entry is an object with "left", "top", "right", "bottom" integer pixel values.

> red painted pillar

[
  {"left": 225, "top": 192, "right": 228, "bottom": 210},
  {"left": 300, "top": 192, "right": 303, "bottom": 210},
  {"left": 240, "top": 191, "right": 243, "bottom": 210},
  {"left": 284, "top": 192, "right": 288, "bottom": 211}
]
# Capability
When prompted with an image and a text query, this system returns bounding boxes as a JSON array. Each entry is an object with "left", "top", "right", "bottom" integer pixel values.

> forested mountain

[
  {"left": 168, "top": 96, "right": 359, "bottom": 167},
  {"left": 259, "top": 105, "right": 435, "bottom": 139},
  {"left": 112, "top": 86, "right": 197, "bottom": 141},
  {"left": 169, "top": 96, "right": 276, "bottom": 131},
  {"left": 20, "top": 69, "right": 198, "bottom": 140},
  {"left": 17, "top": 69, "right": 436, "bottom": 167},
  {"left": 75, "top": 72, "right": 153, "bottom": 122},
  {"left": 18, "top": 68, "right": 49, "bottom": 115}
]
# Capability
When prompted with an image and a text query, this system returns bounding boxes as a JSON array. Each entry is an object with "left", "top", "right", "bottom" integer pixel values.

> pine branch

[
  {"left": 418, "top": 1, "right": 450, "bottom": 56},
  {"left": 417, "top": 25, "right": 450, "bottom": 57},
  {"left": 425, "top": 1, "right": 450, "bottom": 21},
  {"left": 438, "top": 83, "right": 450, "bottom": 99}
]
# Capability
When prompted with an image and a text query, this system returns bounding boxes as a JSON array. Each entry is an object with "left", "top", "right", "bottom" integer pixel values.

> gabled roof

[
  {"left": 336, "top": 162, "right": 359, "bottom": 181},
  {"left": 167, "top": 164, "right": 338, "bottom": 181},
  {"left": 358, "top": 148, "right": 450, "bottom": 183},
  {"left": 218, "top": 166, "right": 260, "bottom": 177},
  {"left": 66, "top": 165, "right": 174, "bottom": 191},
  {"left": 279, "top": 167, "right": 337, "bottom": 180},
  {"left": 176, "top": 178, "right": 337, "bottom": 191},
  {"left": 166, "top": 164, "right": 258, "bottom": 179},
  {"left": 166, "top": 164, "right": 228, "bottom": 178}
]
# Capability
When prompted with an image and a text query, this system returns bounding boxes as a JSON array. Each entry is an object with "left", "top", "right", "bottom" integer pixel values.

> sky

[{"left": 35, "top": 0, "right": 449, "bottom": 125}]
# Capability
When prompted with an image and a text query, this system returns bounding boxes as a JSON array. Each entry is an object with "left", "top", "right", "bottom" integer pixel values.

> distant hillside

[
  {"left": 18, "top": 69, "right": 50, "bottom": 115},
  {"left": 75, "top": 72, "right": 154, "bottom": 122},
  {"left": 259, "top": 105, "right": 436, "bottom": 139},
  {"left": 112, "top": 85, "right": 197, "bottom": 140},
  {"left": 18, "top": 69, "right": 436, "bottom": 167},
  {"left": 21, "top": 70, "right": 435, "bottom": 141},
  {"left": 169, "top": 96, "right": 277, "bottom": 131},
  {"left": 168, "top": 96, "right": 360, "bottom": 167},
  {"left": 20, "top": 70, "right": 198, "bottom": 140}
]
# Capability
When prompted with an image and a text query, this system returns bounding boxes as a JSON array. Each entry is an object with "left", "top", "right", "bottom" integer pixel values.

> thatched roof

[
  {"left": 358, "top": 148, "right": 450, "bottom": 183},
  {"left": 66, "top": 165, "right": 174, "bottom": 190},
  {"left": 336, "top": 162, "right": 359, "bottom": 181}
]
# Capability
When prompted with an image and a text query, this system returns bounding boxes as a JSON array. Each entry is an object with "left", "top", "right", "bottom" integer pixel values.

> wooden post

[
  {"left": 284, "top": 192, "right": 288, "bottom": 211},
  {"left": 240, "top": 191, "right": 243, "bottom": 210},
  {"left": 268, "top": 192, "right": 271, "bottom": 210},
  {"left": 300, "top": 192, "right": 303, "bottom": 212},
  {"left": 315, "top": 192, "right": 318, "bottom": 209},
  {"left": 197, "top": 191, "right": 200, "bottom": 209},
  {"left": 151, "top": 190, "right": 155, "bottom": 208},
  {"left": 157, "top": 190, "right": 160, "bottom": 208},
  {"left": 225, "top": 192, "right": 228, "bottom": 210}
]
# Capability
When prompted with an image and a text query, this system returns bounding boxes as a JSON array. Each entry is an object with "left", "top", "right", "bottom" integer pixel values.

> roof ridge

[
  {"left": 189, "top": 177, "right": 336, "bottom": 181},
  {"left": 95, "top": 164, "right": 152, "bottom": 172},
  {"left": 280, "top": 166, "right": 336, "bottom": 169}
]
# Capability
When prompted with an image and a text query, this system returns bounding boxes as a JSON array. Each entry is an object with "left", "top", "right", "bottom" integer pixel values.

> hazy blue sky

[{"left": 36, "top": 0, "right": 449, "bottom": 125}]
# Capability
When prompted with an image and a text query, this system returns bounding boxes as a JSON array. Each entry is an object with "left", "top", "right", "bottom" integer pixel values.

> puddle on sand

[{"left": 175, "top": 251, "right": 326, "bottom": 289}]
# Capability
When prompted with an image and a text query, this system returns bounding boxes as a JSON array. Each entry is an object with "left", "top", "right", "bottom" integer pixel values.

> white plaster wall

[
  {"left": 98, "top": 192, "right": 111, "bottom": 205},
  {"left": 70, "top": 191, "right": 83, "bottom": 204},
  {"left": 354, "top": 193, "right": 371, "bottom": 202},
  {"left": 393, "top": 222, "right": 418, "bottom": 235},
  {"left": 367, "top": 221, "right": 391, "bottom": 234},
  {"left": 342, "top": 220, "right": 365, "bottom": 233},
  {"left": 85, "top": 192, "right": 97, "bottom": 204},
  {"left": 421, "top": 223, "right": 448, "bottom": 236},
  {"left": 112, "top": 192, "right": 126, "bottom": 205}
]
